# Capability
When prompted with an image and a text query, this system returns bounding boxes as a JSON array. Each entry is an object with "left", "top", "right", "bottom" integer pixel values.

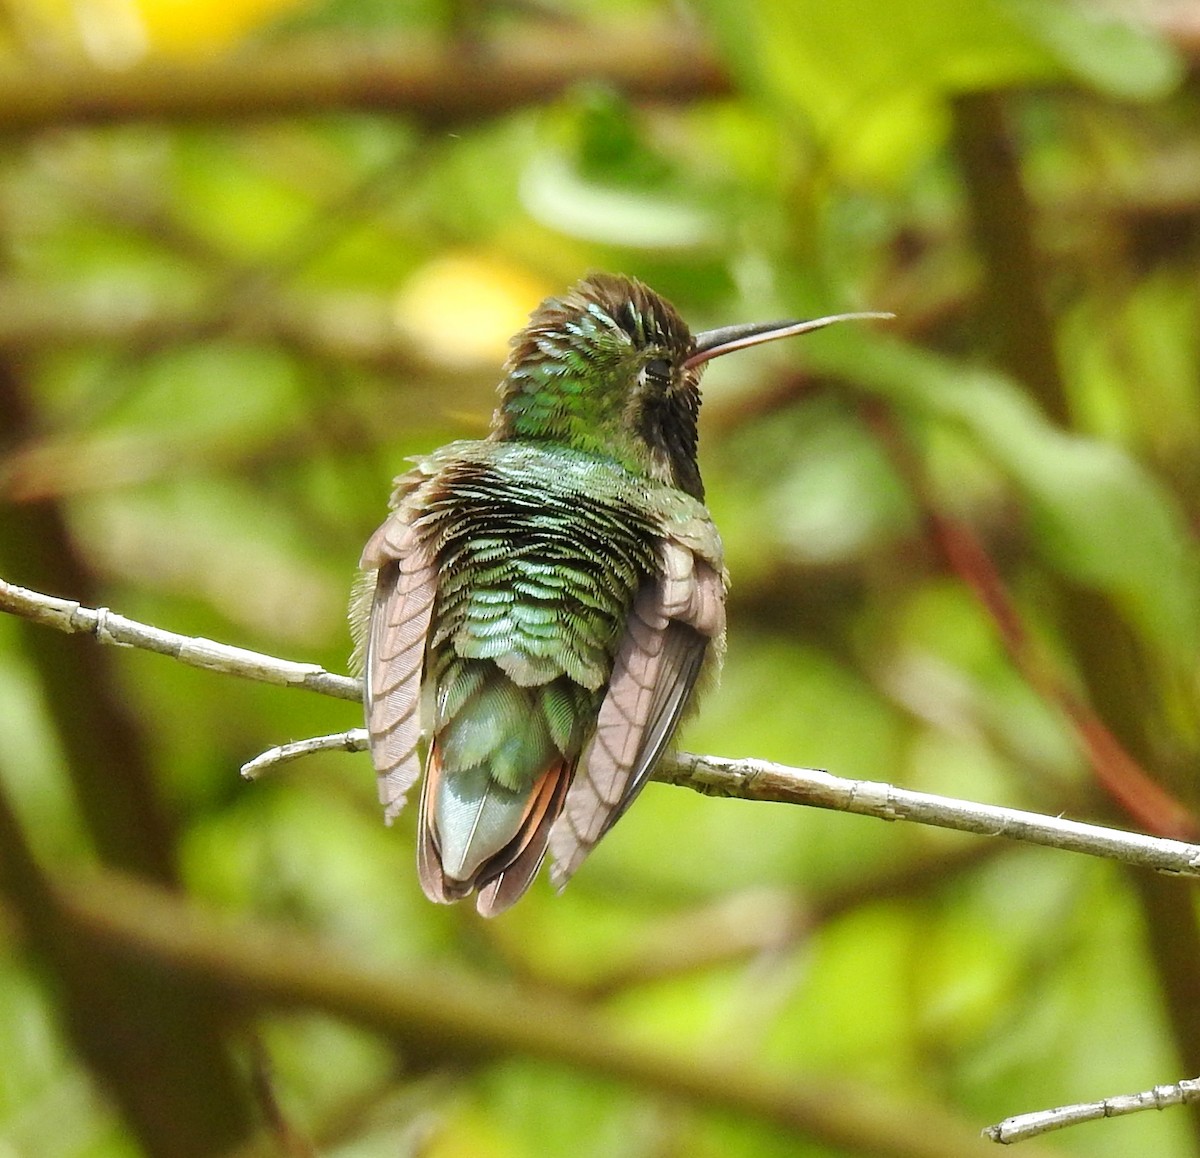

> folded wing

[
  {"left": 361, "top": 514, "right": 438, "bottom": 823},
  {"left": 549, "top": 538, "right": 725, "bottom": 886}
]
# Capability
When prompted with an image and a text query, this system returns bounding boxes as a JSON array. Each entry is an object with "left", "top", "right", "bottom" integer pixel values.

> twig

[
  {"left": 241, "top": 730, "right": 368, "bottom": 777},
  {"left": 241, "top": 727, "right": 1200, "bottom": 876},
  {"left": 0, "top": 577, "right": 359, "bottom": 701},
  {"left": 659, "top": 755, "right": 1200, "bottom": 875},
  {"left": 5, "top": 575, "right": 1200, "bottom": 880},
  {"left": 984, "top": 1076, "right": 1200, "bottom": 1144}
]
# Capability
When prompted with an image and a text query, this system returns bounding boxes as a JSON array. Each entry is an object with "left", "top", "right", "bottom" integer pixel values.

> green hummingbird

[{"left": 355, "top": 273, "right": 884, "bottom": 915}]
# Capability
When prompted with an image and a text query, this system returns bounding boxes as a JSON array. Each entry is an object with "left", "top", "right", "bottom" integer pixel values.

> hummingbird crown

[{"left": 494, "top": 273, "right": 704, "bottom": 498}]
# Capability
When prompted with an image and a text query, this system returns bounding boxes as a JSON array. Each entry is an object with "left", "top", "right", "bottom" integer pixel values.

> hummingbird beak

[{"left": 684, "top": 311, "right": 893, "bottom": 371}]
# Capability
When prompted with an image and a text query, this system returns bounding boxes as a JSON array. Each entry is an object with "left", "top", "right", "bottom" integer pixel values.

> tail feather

[
  {"left": 416, "top": 738, "right": 573, "bottom": 914},
  {"left": 415, "top": 746, "right": 465, "bottom": 903},
  {"left": 476, "top": 762, "right": 571, "bottom": 917}
]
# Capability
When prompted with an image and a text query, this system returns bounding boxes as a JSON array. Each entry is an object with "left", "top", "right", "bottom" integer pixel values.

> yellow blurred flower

[
  {"left": 2, "top": 0, "right": 312, "bottom": 63},
  {"left": 395, "top": 255, "right": 553, "bottom": 370},
  {"left": 133, "top": 0, "right": 310, "bottom": 56}
]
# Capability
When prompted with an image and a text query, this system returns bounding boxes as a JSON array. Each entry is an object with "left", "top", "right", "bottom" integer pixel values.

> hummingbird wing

[
  {"left": 548, "top": 537, "right": 725, "bottom": 886},
  {"left": 361, "top": 510, "right": 438, "bottom": 823}
]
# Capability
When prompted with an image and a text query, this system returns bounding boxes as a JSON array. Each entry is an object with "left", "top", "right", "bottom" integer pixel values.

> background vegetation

[{"left": 1, "top": 0, "right": 1199, "bottom": 1155}]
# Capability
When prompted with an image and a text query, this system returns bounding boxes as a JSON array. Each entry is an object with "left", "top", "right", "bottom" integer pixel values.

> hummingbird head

[{"left": 494, "top": 273, "right": 889, "bottom": 499}]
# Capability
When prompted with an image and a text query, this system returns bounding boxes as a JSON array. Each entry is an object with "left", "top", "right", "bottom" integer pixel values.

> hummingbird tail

[
  {"left": 475, "top": 761, "right": 571, "bottom": 917},
  {"left": 416, "top": 739, "right": 572, "bottom": 916}
]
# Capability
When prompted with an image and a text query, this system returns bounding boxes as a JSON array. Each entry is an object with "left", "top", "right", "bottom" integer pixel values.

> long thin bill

[{"left": 684, "top": 311, "right": 893, "bottom": 370}]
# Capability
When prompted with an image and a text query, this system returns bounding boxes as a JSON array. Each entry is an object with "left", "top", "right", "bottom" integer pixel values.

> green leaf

[
  {"left": 1005, "top": 0, "right": 1183, "bottom": 101},
  {"left": 695, "top": 0, "right": 1181, "bottom": 181}
]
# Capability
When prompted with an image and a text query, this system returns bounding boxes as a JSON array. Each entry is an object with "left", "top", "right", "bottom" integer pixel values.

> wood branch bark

[
  {"left": 0, "top": 367, "right": 259, "bottom": 1156},
  {"left": 0, "top": 28, "right": 728, "bottom": 131},
  {"left": 49, "top": 865, "right": 1061, "bottom": 1158}
]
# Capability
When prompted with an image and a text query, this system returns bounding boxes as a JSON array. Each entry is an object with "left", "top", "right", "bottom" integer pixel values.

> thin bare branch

[
  {"left": 241, "top": 729, "right": 368, "bottom": 777},
  {"left": 984, "top": 1076, "right": 1200, "bottom": 1144},
  {"left": 0, "top": 577, "right": 359, "bottom": 700},
  {"left": 6, "top": 575, "right": 1200, "bottom": 881},
  {"left": 242, "top": 726, "right": 1200, "bottom": 878},
  {"left": 666, "top": 756, "right": 1200, "bottom": 875}
]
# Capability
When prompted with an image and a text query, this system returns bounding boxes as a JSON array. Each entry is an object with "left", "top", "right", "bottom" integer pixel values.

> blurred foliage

[{"left": 1, "top": 0, "right": 1200, "bottom": 1156}]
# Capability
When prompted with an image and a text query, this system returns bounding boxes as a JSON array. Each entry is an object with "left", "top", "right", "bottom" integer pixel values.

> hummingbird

[{"left": 354, "top": 273, "right": 885, "bottom": 915}]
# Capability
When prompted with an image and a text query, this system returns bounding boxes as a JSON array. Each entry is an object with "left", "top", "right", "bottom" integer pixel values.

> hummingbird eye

[{"left": 638, "top": 358, "right": 672, "bottom": 389}]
